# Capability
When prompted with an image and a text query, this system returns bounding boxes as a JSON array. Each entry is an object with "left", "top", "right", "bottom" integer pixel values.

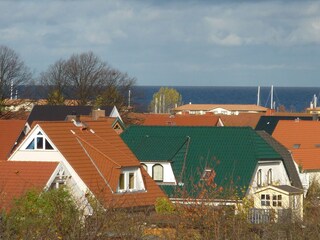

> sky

[{"left": 1, "top": 0, "right": 320, "bottom": 87}]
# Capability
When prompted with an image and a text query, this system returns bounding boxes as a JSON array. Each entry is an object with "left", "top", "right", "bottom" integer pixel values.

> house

[
  {"left": 139, "top": 113, "right": 222, "bottom": 126},
  {"left": 0, "top": 120, "right": 26, "bottom": 159},
  {"left": 8, "top": 120, "right": 165, "bottom": 210},
  {"left": 272, "top": 120, "right": 320, "bottom": 193},
  {"left": 173, "top": 104, "right": 269, "bottom": 115},
  {"left": 251, "top": 185, "right": 303, "bottom": 223},
  {"left": 121, "top": 126, "right": 303, "bottom": 222},
  {"left": 23, "top": 105, "right": 122, "bottom": 134}
]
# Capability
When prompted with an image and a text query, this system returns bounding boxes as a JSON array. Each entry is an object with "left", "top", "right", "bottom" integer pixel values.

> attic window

[
  {"left": 293, "top": 144, "right": 301, "bottom": 149},
  {"left": 25, "top": 131, "right": 54, "bottom": 150},
  {"left": 201, "top": 168, "right": 215, "bottom": 180},
  {"left": 118, "top": 169, "right": 143, "bottom": 192}
]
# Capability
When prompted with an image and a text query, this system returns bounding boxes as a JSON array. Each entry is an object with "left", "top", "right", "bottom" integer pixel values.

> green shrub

[{"left": 155, "top": 197, "right": 175, "bottom": 214}]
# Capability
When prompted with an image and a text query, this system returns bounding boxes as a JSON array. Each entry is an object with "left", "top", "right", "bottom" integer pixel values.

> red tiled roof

[
  {"left": 141, "top": 114, "right": 219, "bottom": 126},
  {"left": 37, "top": 121, "right": 165, "bottom": 208},
  {"left": 0, "top": 161, "right": 58, "bottom": 210},
  {"left": 218, "top": 113, "right": 263, "bottom": 128},
  {"left": 291, "top": 149, "right": 320, "bottom": 171},
  {"left": 0, "top": 120, "right": 25, "bottom": 159},
  {"left": 272, "top": 120, "right": 320, "bottom": 170}
]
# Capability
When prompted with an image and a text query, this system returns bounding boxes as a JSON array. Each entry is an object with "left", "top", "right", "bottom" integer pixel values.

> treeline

[
  {"left": 1, "top": 185, "right": 320, "bottom": 239},
  {"left": 0, "top": 46, "right": 135, "bottom": 110}
]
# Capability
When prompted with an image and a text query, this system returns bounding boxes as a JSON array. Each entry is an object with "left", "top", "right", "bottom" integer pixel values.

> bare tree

[
  {"left": 0, "top": 45, "right": 32, "bottom": 100},
  {"left": 41, "top": 52, "right": 135, "bottom": 107},
  {"left": 40, "top": 59, "right": 68, "bottom": 105}
]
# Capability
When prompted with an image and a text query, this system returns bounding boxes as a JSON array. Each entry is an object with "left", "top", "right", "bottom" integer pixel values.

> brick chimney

[{"left": 92, "top": 109, "right": 105, "bottom": 120}]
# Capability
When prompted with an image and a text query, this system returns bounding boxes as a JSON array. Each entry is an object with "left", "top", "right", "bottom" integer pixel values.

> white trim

[{"left": 9, "top": 125, "right": 58, "bottom": 160}]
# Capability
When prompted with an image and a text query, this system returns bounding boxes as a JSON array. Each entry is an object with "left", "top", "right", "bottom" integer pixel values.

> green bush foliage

[{"left": 155, "top": 197, "right": 175, "bottom": 214}]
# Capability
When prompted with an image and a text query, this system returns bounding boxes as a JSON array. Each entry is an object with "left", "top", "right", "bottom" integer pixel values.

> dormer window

[
  {"left": 293, "top": 144, "right": 300, "bottom": 149},
  {"left": 201, "top": 168, "right": 215, "bottom": 180},
  {"left": 152, "top": 164, "right": 164, "bottom": 182},
  {"left": 118, "top": 167, "right": 145, "bottom": 192},
  {"left": 25, "top": 131, "right": 54, "bottom": 150}
]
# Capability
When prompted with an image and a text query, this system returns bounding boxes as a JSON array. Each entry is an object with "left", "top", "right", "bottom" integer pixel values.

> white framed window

[
  {"left": 267, "top": 169, "right": 272, "bottom": 185},
  {"left": 201, "top": 168, "right": 215, "bottom": 181},
  {"left": 25, "top": 131, "right": 54, "bottom": 150},
  {"left": 119, "top": 173, "right": 125, "bottom": 190},
  {"left": 272, "top": 194, "right": 282, "bottom": 207},
  {"left": 152, "top": 164, "right": 164, "bottom": 182},
  {"left": 118, "top": 171, "right": 138, "bottom": 192},
  {"left": 117, "top": 168, "right": 145, "bottom": 192},
  {"left": 261, "top": 194, "right": 270, "bottom": 206},
  {"left": 257, "top": 169, "right": 262, "bottom": 186}
]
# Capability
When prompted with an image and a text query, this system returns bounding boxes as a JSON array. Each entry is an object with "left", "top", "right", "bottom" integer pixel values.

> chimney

[
  {"left": 312, "top": 114, "right": 319, "bottom": 121},
  {"left": 92, "top": 109, "right": 105, "bottom": 120}
]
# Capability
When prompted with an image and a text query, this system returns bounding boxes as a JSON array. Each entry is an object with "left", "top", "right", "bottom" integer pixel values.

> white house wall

[
  {"left": 143, "top": 162, "right": 176, "bottom": 184},
  {"left": 249, "top": 160, "right": 291, "bottom": 194},
  {"left": 10, "top": 150, "right": 64, "bottom": 162},
  {"left": 209, "top": 108, "right": 233, "bottom": 115}
]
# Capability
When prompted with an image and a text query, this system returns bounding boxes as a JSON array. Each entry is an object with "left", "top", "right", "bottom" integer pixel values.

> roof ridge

[{"left": 75, "top": 138, "right": 114, "bottom": 193}]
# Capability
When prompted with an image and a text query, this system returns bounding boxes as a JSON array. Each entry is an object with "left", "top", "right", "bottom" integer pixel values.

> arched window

[
  {"left": 141, "top": 163, "right": 147, "bottom": 171},
  {"left": 257, "top": 169, "right": 262, "bottom": 186},
  {"left": 267, "top": 169, "right": 272, "bottom": 185},
  {"left": 152, "top": 164, "right": 164, "bottom": 182}
]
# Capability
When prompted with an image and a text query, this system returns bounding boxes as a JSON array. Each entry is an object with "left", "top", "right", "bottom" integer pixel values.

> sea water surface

[
  {"left": 131, "top": 86, "right": 320, "bottom": 113},
  {"left": 18, "top": 85, "right": 320, "bottom": 113}
]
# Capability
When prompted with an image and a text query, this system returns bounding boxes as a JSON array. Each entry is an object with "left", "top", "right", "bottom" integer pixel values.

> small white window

[
  {"left": 201, "top": 168, "right": 215, "bottom": 180},
  {"left": 152, "top": 164, "right": 164, "bottom": 182},
  {"left": 267, "top": 169, "right": 272, "bottom": 185},
  {"left": 261, "top": 194, "right": 270, "bottom": 206},
  {"left": 119, "top": 173, "right": 125, "bottom": 190},
  {"left": 272, "top": 195, "right": 282, "bottom": 207},
  {"left": 118, "top": 171, "right": 138, "bottom": 192},
  {"left": 129, "top": 173, "right": 135, "bottom": 189},
  {"left": 257, "top": 169, "right": 262, "bottom": 186}
]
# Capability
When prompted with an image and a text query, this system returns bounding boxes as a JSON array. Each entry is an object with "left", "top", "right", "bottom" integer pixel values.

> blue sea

[
  {"left": 131, "top": 86, "right": 320, "bottom": 113},
  {"left": 18, "top": 85, "right": 320, "bottom": 113}
]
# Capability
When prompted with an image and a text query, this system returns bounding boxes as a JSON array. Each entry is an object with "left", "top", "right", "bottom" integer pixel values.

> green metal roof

[{"left": 121, "top": 126, "right": 281, "bottom": 199}]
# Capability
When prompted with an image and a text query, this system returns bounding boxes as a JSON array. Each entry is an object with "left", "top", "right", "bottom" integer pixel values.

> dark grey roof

[
  {"left": 257, "top": 131, "right": 303, "bottom": 189},
  {"left": 273, "top": 185, "right": 303, "bottom": 194},
  {"left": 255, "top": 116, "right": 313, "bottom": 135},
  {"left": 27, "top": 105, "right": 113, "bottom": 125}
]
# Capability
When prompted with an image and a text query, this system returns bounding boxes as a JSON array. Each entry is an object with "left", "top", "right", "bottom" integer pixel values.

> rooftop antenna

[
  {"left": 128, "top": 89, "right": 131, "bottom": 108},
  {"left": 10, "top": 80, "right": 13, "bottom": 100},
  {"left": 257, "top": 86, "right": 260, "bottom": 106},
  {"left": 270, "top": 85, "right": 274, "bottom": 109}
]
